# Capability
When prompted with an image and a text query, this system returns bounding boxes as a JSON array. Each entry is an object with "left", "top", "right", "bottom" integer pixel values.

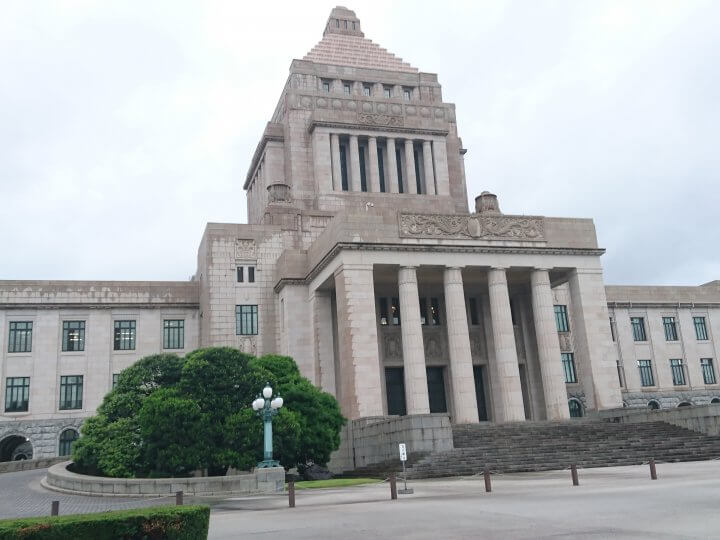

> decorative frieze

[
  {"left": 399, "top": 213, "right": 545, "bottom": 241},
  {"left": 358, "top": 113, "right": 404, "bottom": 127},
  {"left": 235, "top": 239, "right": 257, "bottom": 260}
]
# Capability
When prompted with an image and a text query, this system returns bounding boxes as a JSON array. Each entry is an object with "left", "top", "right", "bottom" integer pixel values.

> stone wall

[
  {"left": 597, "top": 404, "right": 720, "bottom": 436},
  {"left": 328, "top": 414, "right": 453, "bottom": 473},
  {"left": 43, "top": 462, "right": 285, "bottom": 497},
  {"left": 0, "top": 418, "right": 85, "bottom": 460}
]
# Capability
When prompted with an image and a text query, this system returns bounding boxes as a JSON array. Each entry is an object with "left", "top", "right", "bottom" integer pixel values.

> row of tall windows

[
  {"left": 4, "top": 375, "right": 84, "bottom": 412},
  {"left": 635, "top": 358, "right": 717, "bottom": 387},
  {"left": 321, "top": 78, "right": 415, "bottom": 101},
  {"left": 628, "top": 316, "right": 710, "bottom": 342},
  {"left": 6, "top": 319, "right": 186, "bottom": 353}
]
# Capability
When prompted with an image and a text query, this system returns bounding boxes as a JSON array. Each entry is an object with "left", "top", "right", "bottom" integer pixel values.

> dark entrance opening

[
  {"left": 385, "top": 367, "right": 406, "bottom": 416},
  {"left": 473, "top": 365, "right": 489, "bottom": 421},
  {"left": 426, "top": 366, "right": 447, "bottom": 413},
  {"left": 569, "top": 399, "right": 584, "bottom": 418},
  {"left": 0, "top": 435, "right": 32, "bottom": 462}
]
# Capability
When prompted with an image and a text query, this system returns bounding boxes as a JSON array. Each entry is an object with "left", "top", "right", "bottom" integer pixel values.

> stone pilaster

[
  {"left": 422, "top": 140, "right": 435, "bottom": 195},
  {"left": 488, "top": 267, "right": 526, "bottom": 422},
  {"left": 368, "top": 137, "right": 381, "bottom": 193},
  {"left": 312, "top": 130, "right": 333, "bottom": 193},
  {"left": 334, "top": 264, "right": 384, "bottom": 419},
  {"left": 432, "top": 138, "right": 450, "bottom": 196},
  {"left": 311, "top": 290, "right": 336, "bottom": 396},
  {"left": 349, "top": 135, "right": 361, "bottom": 192},
  {"left": 443, "top": 267, "right": 479, "bottom": 423},
  {"left": 398, "top": 266, "right": 430, "bottom": 414},
  {"left": 330, "top": 133, "right": 342, "bottom": 191},
  {"left": 530, "top": 269, "right": 570, "bottom": 420},
  {"left": 386, "top": 138, "right": 399, "bottom": 193},
  {"left": 404, "top": 139, "right": 417, "bottom": 194},
  {"left": 568, "top": 269, "right": 623, "bottom": 410}
]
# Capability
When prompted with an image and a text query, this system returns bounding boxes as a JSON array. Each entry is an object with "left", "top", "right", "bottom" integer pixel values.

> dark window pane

[
  {"left": 236, "top": 305, "right": 258, "bottom": 335},
  {"left": 62, "top": 321, "right": 85, "bottom": 352},
  {"left": 562, "top": 353, "right": 577, "bottom": 383},
  {"left": 663, "top": 317, "right": 678, "bottom": 341},
  {"left": 5, "top": 377, "right": 30, "bottom": 412},
  {"left": 670, "top": 359, "right": 685, "bottom": 385},
  {"left": 248, "top": 266, "right": 255, "bottom": 283},
  {"left": 554, "top": 305, "right": 569, "bottom": 332},
  {"left": 694, "top": 317, "right": 708, "bottom": 340},
  {"left": 631, "top": 317, "right": 647, "bottom": 341},
  {"left": 59, "top": 375, "right": 83, "bottom": 410},
  {"left": 430, "top": 297, "right": 441, "bottom": 325},
  {"left": 113, "top": 320, "right": 136, "bottom": 350},
  {"left": 163, "top": 319, "right": 184, "bottom": 349},
  {"left": 237, "top": 266, "right": 244, "bottom": 282},
  {"left": 379, "top": 298, "right": 389, "bottom": 326},
  {"left": 638, "top": 360, "right": 654, "bottom": 386},
  {"left": 8, "top": 321, "right": 32, "bottom": 353},
  {"left": 58, "top": 429, "right": 79, "bottom": 456},
  {"left": 701, "top": 358, "right": 716, "bottom": 385},
  {"left": 391, "top": 297, "right": 400, "bottom": 325},
  {"left": 385, "top": 367, "right": 406, "bottom": 415}
]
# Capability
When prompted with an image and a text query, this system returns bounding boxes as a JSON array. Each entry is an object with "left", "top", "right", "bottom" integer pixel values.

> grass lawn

[{"left": 288, "top": 477, "right": 383, "bottom": 490}]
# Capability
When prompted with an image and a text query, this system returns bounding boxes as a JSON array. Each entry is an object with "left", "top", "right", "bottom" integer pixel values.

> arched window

[
  {"left": 568, "top": 399, "right": 583, "bottom": 418},
  {"left": 678, "top": 401, "right": 692, "bottom": 408},
  {"left": 58, "top": 429, "right": 79, "bottom": 456},
  {"left": 648, "top": 400, "right": 660, "bottom": 410},
  {"left": 711, "top": 398, "right": 720, "bottom": 404}
]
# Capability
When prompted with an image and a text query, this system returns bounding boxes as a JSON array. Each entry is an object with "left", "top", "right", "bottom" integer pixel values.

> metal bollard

[
  {"left": 288, "top": 480, "right": 296, "bottom": 508},
  {"left": 389, "top": 472, "right": 398, "bottom": 500},
  {"left": 175, "top": 491, "right": 183, "bottom": 506},
  {"left": 483, "top": 466, "right": 492, "bottom": 493},
  {"left": 51, "top": 501, "right": 59, "bottom": 516},
  {"left": 570, "top": 464, "right": 579, "bottom": 486},
  {"left": 649, "top": 458, "right": 657, "bottom": 480}
]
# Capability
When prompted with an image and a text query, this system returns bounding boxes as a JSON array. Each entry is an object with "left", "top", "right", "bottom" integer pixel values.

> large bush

[
  {"left": 72, "top": 348, "right": 345, "bottom": 478},
  {"left": 0, "top": 505, "right": 210, "bottom": 540}
]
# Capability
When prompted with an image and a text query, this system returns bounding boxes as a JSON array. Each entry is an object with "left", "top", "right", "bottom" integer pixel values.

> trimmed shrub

[{"left": 0, "top": 505, "right": 209, "bottom": 539}]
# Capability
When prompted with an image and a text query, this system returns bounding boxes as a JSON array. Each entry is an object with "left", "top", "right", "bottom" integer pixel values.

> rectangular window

[
  {"left": 343, "top": 82, "right": 351, "bottom": 95},
  {"left": 694, "top": 317, "right": 709, "bottom": 340},
  {"left": 391, "top": 297, "right": 400, "bottom": 325},
  {"left": 112, "top": 373, "right": 120, "bottom": 389},
  {"left": 383, "top": 86, "right": 392, "bottom": 98},
  {"left": 468, "top": 297, "right": 479, "bottom": 326},
  {"left": 5, "top": 377, "right": 29, "bottom": 412},
  {"left": 663, "top": 317, "right": 678, "bottom": 341},
  {"left": 631, "top": 317, "right": 647, "bottom": 341},
  {"left": 419, "top": 298, "right": 427, "bottom": 325},
  {"left": 638, "top": 360, "right": 655, "bottom": 387},
  {"left": 163, "top": 320, "right": 184, "bottom": 349},
  {"left": 237, "top": 266, "right": 244, "bottom": 282},
  {"left": 670, "top": 359, "right": 686, "bottom": 385},
  {"left": 113, "top": 320, "right": 136, "bottom": 351},
  {"left": 554, "top": 305, "right": 570, "bottom": 332},
  {"left": 62, "top": 321, "right": 85, "bottom": 352},
  {"left": 236, "top": 305, "right": 258, "bottom": 335},
  {"left": 321, "top": 79, "right": 331, "bottom": 92},
  {"left": 363, "top": 84, "right": 371, "bottom": 97},
  {"left": 8, "top": 321, "right": 32, "bottom": 353},
  {"left": 339, "top": 144, "right": 349, "bottom": 191},
  {"left": 248, "top": 266, "right": 255, "bottom": 283},
  {"left": 379, "top": 298, "right": 389, "bottom": 326},
  {"left": 59, "top": 375, "right": 83, "bottom": 410},
  {"left": 358, "top": 145, "right": 367, "bottom": 192},
  {"left": 562, "top": 353, "right": 577, "bottom": 383},
  {"left": 430, "top": 297, "right": 441, "bottom": 325},
  {"left": 616, "top": 360, "right": 625, "bottom": 387},
  {"left": 701, "top": 358, "right": 716, "bottom": 385},
  {"left": 403, "top": 88, "right": 412, "bottom": 101},
  {"left": 609, "top": 317, "right": 617, "bottom": 342}
]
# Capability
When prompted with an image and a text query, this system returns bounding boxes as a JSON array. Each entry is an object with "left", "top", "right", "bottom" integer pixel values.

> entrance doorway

[
  {"left": 426, "top": 367, "right": 447, "bottom": 413},
  {"left": 473, "top": 365, "right": 489, "bottom": 421},
  {"left": 385, "top": 367, "right": 406, "bottom": 415},
  {"left": 0, "top": 435, "right": 32, "bottom": 462}
]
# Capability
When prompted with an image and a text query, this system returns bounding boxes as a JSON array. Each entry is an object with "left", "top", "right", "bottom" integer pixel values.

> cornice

[
  {"left": 0, "top": 303, "right": 200, "bottom": 310},
  {"left": 308, "top": 120, "right": 449, "bottom": 137}
]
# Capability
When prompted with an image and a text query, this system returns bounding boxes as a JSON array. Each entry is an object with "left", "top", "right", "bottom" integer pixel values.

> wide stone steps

[{"left": 346, "top": 420, "right": 720, "bottom": 479}]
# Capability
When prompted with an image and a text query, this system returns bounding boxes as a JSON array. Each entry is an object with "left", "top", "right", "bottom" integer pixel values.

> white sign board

[{"left": 399, "top": 443, "right": 407, "bottom": 462}]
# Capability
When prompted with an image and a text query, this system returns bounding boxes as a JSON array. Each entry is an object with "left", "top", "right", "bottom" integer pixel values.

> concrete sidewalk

[{"left": 209, "top": 460, "right": 720, "bottom": 539}]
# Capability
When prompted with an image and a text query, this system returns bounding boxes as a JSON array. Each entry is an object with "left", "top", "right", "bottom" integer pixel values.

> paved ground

[
  {"left": 209, "top": 461, "right": 720, "bottom": 539},
  {"left": 3, "top": 461, "right": 720, "bottom": 538}
]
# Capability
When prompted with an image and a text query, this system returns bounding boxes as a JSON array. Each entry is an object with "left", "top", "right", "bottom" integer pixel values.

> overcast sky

[{"left": 1, "top": 1, "right": 718, "bottom": 286}]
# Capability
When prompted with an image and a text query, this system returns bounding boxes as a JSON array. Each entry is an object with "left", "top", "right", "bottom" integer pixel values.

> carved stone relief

[
  {"left": 357, "top": 113, "right": 404, "bottom": 127},
  {"left": 399, "top": 213, "right": 545, "bottom": 241},
  {"left": 383, "top": 333, "right": 402, "bottom": 360},
  {"left": 235, "top": 239, "right": 257, "bottom": 260},
  {"left": 558, "top": 332, "right": 573, "bottom": 352},
  {"left": 424, "top": 335, "right": 443, "bottom": 361},
  {"left": 238, "top": 336, "right": 257, "bottom": 355}
]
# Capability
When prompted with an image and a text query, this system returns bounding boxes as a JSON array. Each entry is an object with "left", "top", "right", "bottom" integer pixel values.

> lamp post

[{"left": 252, "top": 383, "right": 284, "bottom": 468}]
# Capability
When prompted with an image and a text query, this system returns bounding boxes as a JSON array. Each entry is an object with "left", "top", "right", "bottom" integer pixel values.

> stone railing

[
  {"left": 42, "top": 462, "right": 285, "bottom": 497},
  {"left": 596, "top": 404, "right": 720, "bottom": 436},
  {"left": 0, "top": 456, "right": 67, "bottom": 474}
]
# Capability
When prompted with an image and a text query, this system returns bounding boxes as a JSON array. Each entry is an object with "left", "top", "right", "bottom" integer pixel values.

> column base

[{"left": 257, "top": 460, "right": 281, "bottom": 468}]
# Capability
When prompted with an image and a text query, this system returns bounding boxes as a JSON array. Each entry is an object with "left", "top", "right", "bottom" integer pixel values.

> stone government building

[{"left": 1, "top": 7, "right": 719, "bottom": 463}]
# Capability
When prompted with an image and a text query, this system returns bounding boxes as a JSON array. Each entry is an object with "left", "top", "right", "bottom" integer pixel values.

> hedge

[{"left": 0, "top": 505, "right": 210, "bottom": 539}]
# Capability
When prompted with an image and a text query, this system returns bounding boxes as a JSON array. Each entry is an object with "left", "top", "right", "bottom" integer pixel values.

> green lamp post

[{"left": 251, "top": 383, "right": 284, "bottom": 468}]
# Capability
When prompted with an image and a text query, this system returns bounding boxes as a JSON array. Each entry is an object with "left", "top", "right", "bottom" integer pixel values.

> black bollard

[
  {"left": 289, "top": 480, "right": 296, "bottom": 508},
  {"left": 570, "top": 464, "right": 579, "bottom": 486},
  {"left": 389, "top": 472, "right": 398, "bottom": 500},
  {"left": 649, "top": 458, "right": 657, "bottom": 480},
  {"left": 483, "top": 466, "right": 492, "bottom": 493},
  {"left": 51, "top": 501, "right": 59, "bottom": 516}
]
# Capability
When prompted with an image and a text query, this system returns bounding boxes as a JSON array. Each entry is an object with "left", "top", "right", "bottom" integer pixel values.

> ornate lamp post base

[{"left": 257, "top": 459, "right": 281, "bottom": 468}]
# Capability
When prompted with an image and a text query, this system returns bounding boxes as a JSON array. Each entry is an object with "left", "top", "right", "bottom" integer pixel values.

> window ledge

[
  {"left": 6, "top": 353, "right": 32, "bottom": 357},
  {"left": 2, "top": 411, "right": 30, "bottom": 417}
]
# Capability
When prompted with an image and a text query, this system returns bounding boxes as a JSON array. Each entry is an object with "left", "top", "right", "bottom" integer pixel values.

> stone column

[
  {"left": 487, "top": 267, "right": 526, "bottom": 422},
  {"left": 368, "top": 137, "right": 381, "bottom": 192},
  {"left": 422, "top": 141, "right": 436, "bottom": 195},
  {"left": 386, "top": 138, "right": 399, "bottom": 193},
  {"left": 433, "top": 138, "right": 450, "bottom": 196},
  {"left": 398, "top": 266, "right": 430, "bottom": 414},
  {"left": 530, "top": 269, "right": 570, "bottom": 420},
  {"left": 312, "top": 131, "right": 333, "bottom": 193},
  {"left": 443, "top": 267, "right": 480, "bottom": 423},
  {"left": 311, "top": 290, "right": 336, "bottom": 396},
  {"left": 349, "top": 135, "right": 361, "bottom": 192},
  {"left": 334, "top": 264, "right": 384, "bottom": 419},
  {"left": 568, "top": 269, "right": 623, "bottom": 410},
  {"left": 330, "top": 133, "right": 342, "bottom": 191},
  {"left": 404, "top": 139, "right": 417, "bottom": 194}
]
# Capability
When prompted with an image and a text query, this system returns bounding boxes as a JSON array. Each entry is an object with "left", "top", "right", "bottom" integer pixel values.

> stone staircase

[{"left": 346, "top": 420, "right": 720, "bottom": 479}]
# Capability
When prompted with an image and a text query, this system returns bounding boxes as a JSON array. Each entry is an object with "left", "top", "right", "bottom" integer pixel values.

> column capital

[
  {"left": 533, "top": 266, "right": 553, "bottom": 272},
  {"left": 490, "top": 265, "right": 509, "bottom": 271}
]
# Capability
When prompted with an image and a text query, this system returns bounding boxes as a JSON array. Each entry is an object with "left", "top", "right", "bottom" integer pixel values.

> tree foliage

[{"left": 72, "top": 348, "right": 345, "bottom": 478}]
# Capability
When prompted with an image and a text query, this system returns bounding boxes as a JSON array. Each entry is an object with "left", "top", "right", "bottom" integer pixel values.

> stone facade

[{"left": 1, "top": 7, "right": 718, "bottom": 463}]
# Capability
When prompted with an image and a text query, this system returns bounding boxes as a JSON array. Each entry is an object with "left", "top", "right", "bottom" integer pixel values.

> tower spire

[{"left": 324, "top": 6, "right": 364, "bottom": 37}]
